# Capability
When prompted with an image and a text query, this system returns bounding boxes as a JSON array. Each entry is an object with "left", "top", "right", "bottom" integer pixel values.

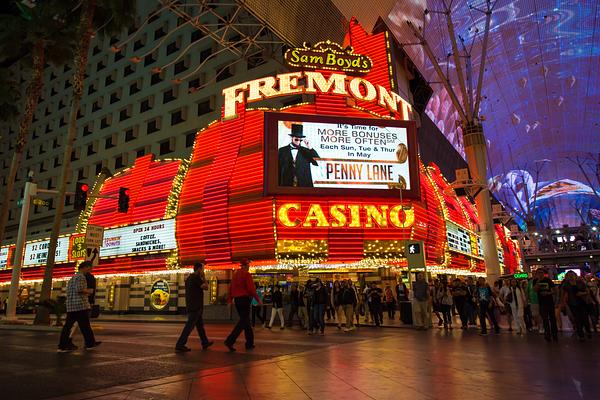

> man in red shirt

[{"left": 224, "top": 259, "right": 261, "bottom": 351}]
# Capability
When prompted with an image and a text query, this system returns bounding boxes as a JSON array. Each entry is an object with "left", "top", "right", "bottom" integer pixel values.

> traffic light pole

[{"left": 5, "top": 180, "right": 37, "bottom": 322}]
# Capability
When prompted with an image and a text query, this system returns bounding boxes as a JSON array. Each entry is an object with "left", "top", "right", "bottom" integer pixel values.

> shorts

[{"left": 530, "top": 304, "right": 540, "bottom": 318}]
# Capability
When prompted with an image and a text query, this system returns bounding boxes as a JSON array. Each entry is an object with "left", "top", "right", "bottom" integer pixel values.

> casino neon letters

[
  {"left": 222, "top": 71, "right": 412, "bottom": 119},
  {"left": 277, "top": 203, "right": 415, "bottom": 229}
]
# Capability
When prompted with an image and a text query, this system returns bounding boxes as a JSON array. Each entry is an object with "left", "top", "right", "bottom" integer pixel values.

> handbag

[{"left": 90, "top": 304, "right": 101, "bottom": 319}]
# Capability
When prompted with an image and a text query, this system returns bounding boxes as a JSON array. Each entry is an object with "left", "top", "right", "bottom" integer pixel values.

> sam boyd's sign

[{"left": 284, "top": 41, "right": 372, "bottom": 74}]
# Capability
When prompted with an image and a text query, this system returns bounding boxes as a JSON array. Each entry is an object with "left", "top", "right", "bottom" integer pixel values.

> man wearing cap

[
  {"left": 224, "top": 258, "right": 262, "bottom": 351},
  {"left": 278, "top": 123, "right": 320, "bottom": 187}
]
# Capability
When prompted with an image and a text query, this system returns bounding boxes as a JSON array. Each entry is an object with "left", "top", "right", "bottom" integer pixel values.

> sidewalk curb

[{"left": 0, "top": 323, "right": 61, "bottom": 332}]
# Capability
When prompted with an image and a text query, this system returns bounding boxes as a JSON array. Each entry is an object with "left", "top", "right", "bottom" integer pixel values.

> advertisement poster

[
  {"left": 266, "top": 113, "right": 418, "bottom": 198},
  {"left": 149, "top": 279, "right": 170, "bottom": 310},
  {"left": 23, "top": 237, "right": 70, "bottom": 266},
  {"left": 100, "top": 219, "right": 176, "bottom": 257},
  {"left": 0, "top": 246, "right": 9, "bottom": 269}
]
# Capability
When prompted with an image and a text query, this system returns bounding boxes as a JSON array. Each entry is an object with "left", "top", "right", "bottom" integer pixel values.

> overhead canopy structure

[{"left": 336, "top": 0, "right": 600, "bottom": 228}]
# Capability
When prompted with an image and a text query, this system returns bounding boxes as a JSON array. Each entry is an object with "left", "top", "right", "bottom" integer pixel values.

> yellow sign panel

[{"left": 69, "top": 234, "right": 86, "bottom": 261}]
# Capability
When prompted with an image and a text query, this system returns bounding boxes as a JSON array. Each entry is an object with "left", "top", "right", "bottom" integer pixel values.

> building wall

[{"left": 0, "top": 2, "right": 290, "bottom": 244}]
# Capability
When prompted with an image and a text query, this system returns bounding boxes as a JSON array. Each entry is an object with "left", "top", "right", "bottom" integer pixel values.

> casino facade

[{"left": 0, "top": 19, "right": 521, "bottom": 314}]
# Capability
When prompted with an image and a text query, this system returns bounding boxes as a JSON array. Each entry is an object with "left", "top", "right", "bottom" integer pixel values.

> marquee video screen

[{"left": 265, "top": 112, "right": 419, "bottom": 198}]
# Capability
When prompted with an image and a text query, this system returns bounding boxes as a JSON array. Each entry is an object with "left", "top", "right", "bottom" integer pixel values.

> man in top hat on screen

[{"left": 278, "top": 123, "right": 320, "bottom": 187}]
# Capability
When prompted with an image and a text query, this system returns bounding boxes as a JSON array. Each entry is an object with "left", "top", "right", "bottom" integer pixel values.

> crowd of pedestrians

[
  {"left": 55, "top": 258, "right": 599, "bottom": 353},
  {"left": 425, "top": 268, "right": 600, "bottom": 341}
]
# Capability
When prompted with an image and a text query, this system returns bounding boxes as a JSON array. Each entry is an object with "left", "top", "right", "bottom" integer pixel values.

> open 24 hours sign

[{"left": 100, "top": 219, "right": 176, "bottom": 258}]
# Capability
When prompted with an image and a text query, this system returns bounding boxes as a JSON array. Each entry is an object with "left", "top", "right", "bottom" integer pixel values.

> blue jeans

[
  {"left": 176, "top": 309, "right": 209, "bottom": 348},
  {"left": 312, "top": 304, "right": 325, "bottom": 331}
]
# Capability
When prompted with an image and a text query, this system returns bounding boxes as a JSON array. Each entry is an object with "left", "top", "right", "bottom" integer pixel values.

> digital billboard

[{"left": 265, "top": 113, "right": 419, "bottom": 198}]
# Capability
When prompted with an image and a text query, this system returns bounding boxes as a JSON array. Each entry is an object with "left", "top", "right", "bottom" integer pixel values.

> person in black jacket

[
  {"left": 341, "top": 280, "right": 358, "bottom": 331},
  {"left": 311, "top": 278, "right": 328, "bottom": 335},
  {"left": 175, "top": 262, "right": 213, "bottom": 352},
  {"left": 368, "top": 283, "right": 384, "bottom": 327},
  {"left": 267, "top": 285, "right": 285, "bottom": 329},
  {"left": 287, "top": 284, "right": 301, "bottom": 327}
]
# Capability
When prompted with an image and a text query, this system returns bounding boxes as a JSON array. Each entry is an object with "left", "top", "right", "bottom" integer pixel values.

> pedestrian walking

[
  {"left": 527, "top": 275, "right": 542, "bottom": 332},
  {"left": 431, "top": 279, "right": 444, "bottom": 327},
  {"left": 68, "top": 263, "right": 98, "bottom": 343},
  {"left": 561, "top": 271, "right": 592, "bottom": 341},
  {"left": 331, "top": 281, "right": 344, "bottom": 330},
  {"left": 297, "top": 284, "right": 308, "bottom": 328},
  {"left": 584, "top": 275, "right": 599, "bottom": 332},
  {"left": 287, "top": 283, "right": 301, "bottom": 327},
  {"left": 475, "top": 277, "right": 500, "bottom": 335},
  {"left": 57, "top": 261, "right": 100, "bottom": 352},
  {"left": 499, "top": 280, "right": 513, "bottom": 331},
  {"left": 437, "top": 281, "right": 453, "bottom": 330},
  {"left": 311, "top": 278, "right": 328, "bottom": 335},
  {"left": 175, "top": 262, "right": 213, "bottom": 352},
  {"left": 261, "top": 286, "right": 272, "bottom": 327},
  {"left": 251, "top": 284, "right": 266, "bottom": 327},
  {"left": 465, "top": 276, "right": 478, "bottom": 326},
  {"left": 452, "top": 278, "right": 468, "bottom": 329},
  {"left": 224, "top": 259, "right": 262, "bottom": 351},
  {"left": 506, "top": 279, "right": 527, "bottom": 335},
  {"left": 368, "top": 283, "right": 383, "bottom": 327},
  {"left": 533, "top": 268, "right": 558, "bottom": 341},
  {"left": 412, "top": 272, "right": 430, "bottom": 330},
  {"left": 305, "top": 279, "right": 315, "bottom": 333},
  {"left": 341, "top": 280, "right": 357, "bottom": 331},
  {"left": 384, "top": 285, "right": 396, "bottom": 320},
  {"left": 267, "top": 285, "right": 285, "bottom": 329}
]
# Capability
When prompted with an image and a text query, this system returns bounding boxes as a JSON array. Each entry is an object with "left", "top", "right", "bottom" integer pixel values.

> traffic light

[
  {"left": 74, "top": 182, "right": 89, "bottom": 211},
  {"left": 118, "top": 187, "right": 130, "bottom": 213}
]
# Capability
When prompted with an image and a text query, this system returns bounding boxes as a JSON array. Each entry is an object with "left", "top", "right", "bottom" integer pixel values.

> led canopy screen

[{"left": 265, "top": 112, "right": 419, "bottom": 198}]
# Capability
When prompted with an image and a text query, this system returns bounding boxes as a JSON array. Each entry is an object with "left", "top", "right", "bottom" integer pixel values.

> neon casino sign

[{"left": 277, "top": 203, "right": 415, "bottom": 229}]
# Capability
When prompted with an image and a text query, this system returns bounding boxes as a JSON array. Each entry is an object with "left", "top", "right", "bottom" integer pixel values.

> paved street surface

[{"left": 0, "top": 321, "right": 598, "bottom": 400}]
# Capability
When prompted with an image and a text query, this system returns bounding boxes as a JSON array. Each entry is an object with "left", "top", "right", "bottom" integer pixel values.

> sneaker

[
  {"left": 245, "top": 344, "right": 256, "bottom": 350},
  {"left": 319, "top": 331, "right": 325, "bottom": 336},
  {"left": 280, "top": 326, "right": 285, "bottom": 330},
  {"left": 266, "top": 325, "right": 272, "bottom": 330},
  {"left": 85, "top": 341, "right": 102, "bottom": 350},
  {"left": 175, "top": 346, "right": 192, "bottom": 352},
  {"left": 202, "top": 341, "right": 214, "bottom": 350},
  {"left": 224, "top": 341, "right": 236, "bottom": 352},
  {"left": 57, "top": 343, "right": 78, "bottom": 353}
]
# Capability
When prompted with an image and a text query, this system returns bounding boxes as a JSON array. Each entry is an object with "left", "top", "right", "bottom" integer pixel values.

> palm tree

[
  {"left": 0, "top": 2, "right": 74, "bottom": 246},
  {"left": 35, "top": 0, "right": 136, "bottom": 325}
]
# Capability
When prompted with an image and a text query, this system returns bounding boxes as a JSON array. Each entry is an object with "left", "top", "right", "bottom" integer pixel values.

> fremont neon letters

[
  {"left": 277, "top": 203, "right": 415, "bottom": 229},
  {"left": 222, "top": 71, "right": 412, "bottom": 119}
]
